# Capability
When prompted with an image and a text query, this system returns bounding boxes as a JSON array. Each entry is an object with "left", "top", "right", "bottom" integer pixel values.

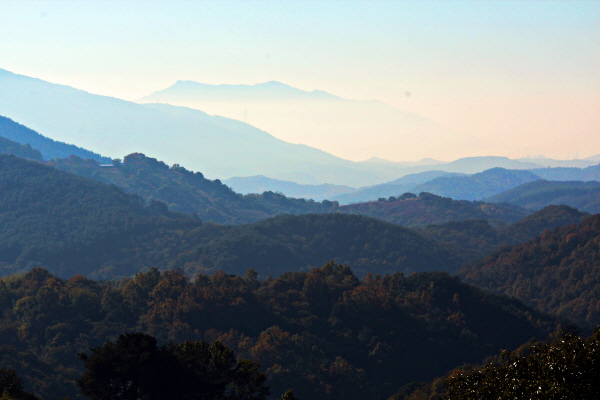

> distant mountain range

[
  {"left": 223, "top": 175, "right": 354, "bottom": 202},
  {"left": 139, "top": 80, "right": 486, "bottom": 162},
  {"left": 231, "top": 164, "right": 600, "bottom": 205},
  {"left": 2, "top": 68, "right": 599, "bottom": 189},
  {"left": 0, "top": 69, "right": 389, "bottom": 186}
]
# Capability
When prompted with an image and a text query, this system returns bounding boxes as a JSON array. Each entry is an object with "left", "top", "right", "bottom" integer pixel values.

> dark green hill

[
  {"left": 0, "top": 154, "right": 201, "bottom": 278},
  {"left": 486, "top": 179, "right": 600, "bottom": 214},
  {"left": 460, "top": 213, "right": 600, "bottom": 329},
  {"left": 498, "top": 204, "right": 590, "bottom": 244},
  {"left": 49, "top": 153, "right": 337, "bottom": 225},
  {"left": 421, "top": 205, "right": 589, "bottom": 264},
  {"left": 0, "top": 264, "right": 559, "bottom": 400},
  {"left": 0, "top": 135, "right": 42, "bottom": 160},
  {"left": 0, "top": 154, "right": 466, "bottom": 279},
  {"left": 339, "top": 192, "right": 529, "bottom": 229},
  {"left": 170, "top": 213, "right": 467, "bottom": 277},
  {"left": 0, "top": 115, "right": 110, "bottom": 162},
  {"left": 414, "top": 168, "right": 540, "bottom": 201}
]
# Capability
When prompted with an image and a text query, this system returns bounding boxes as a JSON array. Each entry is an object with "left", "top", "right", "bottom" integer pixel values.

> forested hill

[
  {"left": 50, "top": 153, "right": 337, "bottom": 224},
  {"left": 460, "top": 212, "right": 600, "bottom": 329},
  {"left": 0, "top": 135, "right": 42, "bottom": 160},
  {"left": 422, "top": 205, "right": 590, "bottom": 263},
  {"left": 0, "top": 264, "right": 559, "bottom": 400},
  {"left": 0, "top": 115, "right": 110, "bottom": 163},
  {"left": 0, "top": 154, "right": 466, "bottom": 279},
  {"left": 0, "top": 154, "right": 202, "bottom": 278},
  {"left": 486, "top": 179, "right": 600, "bottom": 214},
  {"left": 339, "top": 192, "right": 529, "bottom": 228},
  {"left": 168, "top": 213, "right": 467, "bottom": 277}
]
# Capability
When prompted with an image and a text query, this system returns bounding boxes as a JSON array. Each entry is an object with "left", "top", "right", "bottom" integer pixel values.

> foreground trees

[
  {"left": 444, "top": 328, "right": 600, "bottom": 399},
  {"left": 0, "top": 368, "right": 40, "bottom": 400},
  {"left": 77, "top": 333, "right": 270, "bottom": 400}
]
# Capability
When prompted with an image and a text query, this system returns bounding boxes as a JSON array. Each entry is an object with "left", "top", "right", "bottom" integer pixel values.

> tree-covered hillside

[
  {"left": 0, "top": 154, "right": 468, "bottom": 279},
  {"left": 0, "top": 154, "right": 202, "bottom": 279},
  {"left": 460, "top": 213, "right": 600, "bottom": 329},
  {"left": 169, "top": 213, "right": 466, "bottom": 277},
  {"left": 50, "top": 153, "right": 337, "bottom": 225},
  {"left": 422, "top": 205, "right": 590, "bottom": 263},
  {"left": 0, "top": 264, "right": 559, "bottom": 400},
  {"left": 339, "top": 192, "right": 529, "bottom": 229},
  {"left": 0, "top": 135, "right": 42, "bottom": 160}
]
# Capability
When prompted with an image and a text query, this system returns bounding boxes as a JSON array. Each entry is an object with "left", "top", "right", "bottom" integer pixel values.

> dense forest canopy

[
  {"left": 422, "top": 205, "right": 589, "bottom": 263},
  {"left": 0, "top": 264, "right": 560, "bottom": 400},
  {"left": 460, "top": 212, "right": 600, "bottom": 329}
]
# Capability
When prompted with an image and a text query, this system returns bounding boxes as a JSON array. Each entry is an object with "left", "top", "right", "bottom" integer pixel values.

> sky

[{"left": 0, "top": 0, "right": 599, "bottom": 161}]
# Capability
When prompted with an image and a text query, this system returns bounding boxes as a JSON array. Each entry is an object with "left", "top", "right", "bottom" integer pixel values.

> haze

[{"left": 0, "top": 0, "right": 598, "bottom": 161}]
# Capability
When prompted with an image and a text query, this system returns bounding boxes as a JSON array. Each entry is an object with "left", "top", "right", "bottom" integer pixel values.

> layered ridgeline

[
  {"left": 0, "top": 115, "right": 110, "bottom": 162},
  {"left": 486, "top": 179, "right": 600, "bottom": 214},
  {"left": 50, "top": 153, "right": 337, "bottom": 225},
  {"left": 5, "top": 68, "right": 599, "bottom": 188},
  {"left": 460, "top": 212, "right": 600, "bottom": 329},
  {"left": 0, "top": 264, "right": 559, "bottom": 400},
  {"left": 0, "top": 69, "right": 384, "bottom": 186},
  {"left": 138, "top": 80, "right": 488, "bottom": 163},
  {"left": 230, "top": 163, "right": 600, "bottom": 205},
  {"left": 0, "top": 154, "right": 467, "bottom": 279}
]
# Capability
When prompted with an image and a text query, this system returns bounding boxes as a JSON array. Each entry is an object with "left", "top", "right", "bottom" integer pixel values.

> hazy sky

[{"left": 1, "top": 0, "right": 599, "bottom": 160}]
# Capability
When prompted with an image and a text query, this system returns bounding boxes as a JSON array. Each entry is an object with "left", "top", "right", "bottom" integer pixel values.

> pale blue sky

[{"left": 1, "top": 0, "right": 599, "bottom": 159}]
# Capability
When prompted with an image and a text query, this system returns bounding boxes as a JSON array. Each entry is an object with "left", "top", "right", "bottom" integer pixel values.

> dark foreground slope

[
  {"left": 460, "top": 213, "right": 600, "bottom": 329},
  {"left": 0, "top": 264, "right": 559, "bottom": 400}
]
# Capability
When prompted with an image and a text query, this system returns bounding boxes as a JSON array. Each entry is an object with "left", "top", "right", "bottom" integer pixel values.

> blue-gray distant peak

[{"left": 140, "top": 80, "right": 341, "bottom": 102}]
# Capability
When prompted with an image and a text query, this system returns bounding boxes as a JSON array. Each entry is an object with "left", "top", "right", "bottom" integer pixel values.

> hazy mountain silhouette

[
  {"left": 0, "top": 68, "right": 392, "bottom": 186},
  {"left": 139, "top": 80, "right": 501, "bottom": 162},
  {"left": 3, "top": 68, "right": 595, "bottom": 189}
]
